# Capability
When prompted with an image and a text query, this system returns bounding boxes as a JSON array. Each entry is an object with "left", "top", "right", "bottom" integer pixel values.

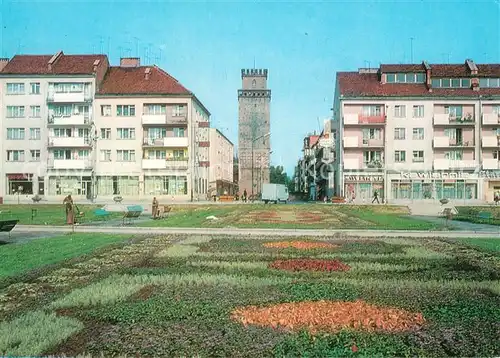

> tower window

[{"left": 252, "top": 79, "right": 256, "bottom": 88}]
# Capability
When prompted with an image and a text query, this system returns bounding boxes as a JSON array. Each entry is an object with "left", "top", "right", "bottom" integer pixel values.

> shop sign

[
  {"left": 7, "top": 173, "right": 32, "bottom": 180},
  {"left": 400, "top": 172, "right": 476, "bottom": 180},
  {"left": 480, "top": 170, "right": 500, "bottom": 179},
  {"left": 344, "top": 175, "right": 384, "bottom": 182}
]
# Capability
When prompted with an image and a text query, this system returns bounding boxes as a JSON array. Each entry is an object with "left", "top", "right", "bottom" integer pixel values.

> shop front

[
  {"left": 481, "top": 170, "right": 500, "bottom": 203},
  {"left": 389, "top": 171, "right": 481, "bottom": 202},
  {"left": 6, "top": 174, "right": 34, "bottom": 195},
  {"left": 344, "top": 173, "right": 384, "bottom": 202}
]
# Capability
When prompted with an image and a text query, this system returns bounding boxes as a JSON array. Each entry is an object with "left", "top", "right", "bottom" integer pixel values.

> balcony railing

[
  {"left": 48, "top": 137, "right": 91, "bottom": 147},
  {"left": 343, "top": 113, "right": 386, "bottom": 125},
  {"left": 48, "top": 115, "right": 91, "bottom": 126},
  {"left": 482, "top": 113, "right": 500, "bottom": 125},
  {"left": 433, "top": 113, "right": 475, "bottom": 125},
  {"left": 142, "top": 114, "right": 167, "bottom": 125},
  {"left": 47, "top": 92, "right": 92, "bottom": 103},
  {"left": 481, "top": 136, "right": 500, "bottom": 148},
  {"left": 142, "top": 137, "right": 189, "bottom": 147},
  {"left": 433, "top": 136, "right": 475, "bottom": 148},
  {"left": 433, "top": 159, "right": 477, "bottom": 170},
  {"left": 47, "top": 158, "right": 92, "bottom": 170},
  {"left": 483, "top": 159, "right": 500, "bottom": 170}
]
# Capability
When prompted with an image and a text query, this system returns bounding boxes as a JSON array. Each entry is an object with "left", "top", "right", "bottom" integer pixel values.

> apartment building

[
  {"left": 333, "top": 60, "right": 500, "bottom": 203},
  {"left": 208, "top": 128, "right": 235, "bottom": 196},
  {"left": 0, "top": 52, "right": 108, "bottom": 198},
  {"left": 0, "top": 53, "right": 211, "bottom": 201}
]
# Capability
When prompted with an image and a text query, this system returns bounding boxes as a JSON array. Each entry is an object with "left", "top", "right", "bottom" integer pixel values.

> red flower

[{"left": 351, "top": 345, "right": 359, "bottom": 353}]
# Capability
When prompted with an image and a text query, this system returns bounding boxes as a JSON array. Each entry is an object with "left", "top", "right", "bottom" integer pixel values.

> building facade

[
  {"left": 208, "top": 128, "right": 235, "bottom": 196},
  {"left": 333, "top": 60, "right": 500, "bottom": 204},
  {"left": 0, "top": 53, "right": 212, "bottom": 201},
  {"left": 238, "top": 69, "right": 271, "bottom": 197}
]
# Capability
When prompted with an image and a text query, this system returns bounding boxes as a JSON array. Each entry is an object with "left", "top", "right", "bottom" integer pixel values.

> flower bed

[
  {"left": 231, "top": 299, "right": 425, "bottom": 334},
  {"left": 263, "top": 241, "right": 337, "bottom": 250},
  {"left": 269, "top": 259, "right": 350, "bottom": 272}
]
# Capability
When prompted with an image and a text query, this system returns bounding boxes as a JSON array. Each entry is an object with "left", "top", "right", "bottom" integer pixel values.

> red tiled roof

[
  {"left": 477, "top": 64, "right": 500, "bottom": 77},
  {"left": 337, "top": 71, "right": 500, "bottom": 98},
  {"left": 430, "top": 64, "right": 470, "bottom": 77},
  {"left": 97, "top": 66, "right": 191, "bottom": 95},
  {"left": 380, "top": 64, "right": 425, "bottom": 73},
  {"left": 1, "top": 53, "right": 108, "bottom": 75}
]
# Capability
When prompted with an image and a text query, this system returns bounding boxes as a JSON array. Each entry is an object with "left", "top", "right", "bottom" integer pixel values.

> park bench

[
  {"left": 94, "top": 208, "right": 111, "bottom": 221},
  {"left": 123, "top": 205, "right": 143, "bottom": 225},
  {"left": 219, "top": 195, "right": 234, "bottom": 202},
  {"left": 0, "top": 219, "right": 19, "bottom": 238}
]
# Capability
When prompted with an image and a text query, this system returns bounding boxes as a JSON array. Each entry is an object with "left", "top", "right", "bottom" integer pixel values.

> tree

[{"left": 270, "top": 165, "right": 294, "bottom": 193}]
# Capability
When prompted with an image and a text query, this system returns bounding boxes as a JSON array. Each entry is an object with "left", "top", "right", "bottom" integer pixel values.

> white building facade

[{"left": 208, "top": 128, "right": 235, "bottom": 196}]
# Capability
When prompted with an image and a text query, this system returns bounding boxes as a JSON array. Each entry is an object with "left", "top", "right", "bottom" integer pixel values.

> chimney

[
  {"left": 48, "top": 50, "right": 63, "bottom": 71},
  {"left": 120, "top": 57, "right": 140, "bottom": 67},
  {"left": 145, "top": 67, "right": 151, "bottom": 80},
  {"left": 93, "top": 59, "right": 100, "bottom": 72},
  {"left": 423, "top": 60, "right": 432, "bottom": 92},
  {"left": 0, "top": 58, "right": 9, "bottom": 72}
]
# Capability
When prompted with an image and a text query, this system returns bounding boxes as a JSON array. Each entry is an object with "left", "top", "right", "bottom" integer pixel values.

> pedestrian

[
  {"left": 243, "top": 189, "right": 248, "bottom": 203},
  {"left": 372, "top": 190, "right": 380, "bottom": 204},
  {"left": 152, "top": 197, "right": 159, "bottom": 219},
  {"left": 494, "top": 191, "right": 500, "bottom": 205},
  {"left": 63, "top": 194, "right": 74, "bottom": 225}
]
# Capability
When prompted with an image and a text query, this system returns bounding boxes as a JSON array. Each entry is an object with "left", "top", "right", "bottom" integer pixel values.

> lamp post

[{"left": 251, "top": 132, "right": 271, "bottom": 198}]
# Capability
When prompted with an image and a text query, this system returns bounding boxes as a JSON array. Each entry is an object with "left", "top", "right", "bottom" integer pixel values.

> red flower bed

[
  {"left": 263, "top": 241, "right": 336, "bottom": 250},
  {"left": 269, "top": 259, "right": 350, "bottom": 272}
]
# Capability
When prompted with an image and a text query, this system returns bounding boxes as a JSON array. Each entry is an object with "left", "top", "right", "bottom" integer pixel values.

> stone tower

[{"left": 238, "top": 69, "right": 271, "bottom": 197}]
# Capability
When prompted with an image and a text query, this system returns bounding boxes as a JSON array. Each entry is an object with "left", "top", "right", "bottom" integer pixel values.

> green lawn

[
  {"left": 0, "top": 233, "right": 133, "bottom": 279},
  {"left": 454, "top": 238, "right": 500, "bottom": 253},
  {"left": 1, "top": 234, "right": 499, "bottom": 357},
  {"left": 454, "top": 206, "right": 500, "bottom": 226},
  {"left": 138, "top": 204, "right": 440, "bottom": 230},
  {"left": 0, "top": 204, "right": 122, "bottom": 225}
]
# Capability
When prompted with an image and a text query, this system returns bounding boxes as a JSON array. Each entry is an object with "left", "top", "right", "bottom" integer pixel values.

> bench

[
  {"left": 219, "top": 195, "right": 233, "bottom": 202},
  {"left": 156, "top": 205, "right": 171, "bottom": 219},
  {"left": 123, "top": 205, "right": 143, "bottom": 225},
  {"left": 94, "top": 208, "right": 111, "bottom": 221},
  {"left": 0, "top": 219, "right": 19, "bottom": 238}
]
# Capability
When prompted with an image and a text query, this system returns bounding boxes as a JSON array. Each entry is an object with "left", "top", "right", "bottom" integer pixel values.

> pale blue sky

[{"left": 1, "top": 0, "right": 499, "bottom": 174}]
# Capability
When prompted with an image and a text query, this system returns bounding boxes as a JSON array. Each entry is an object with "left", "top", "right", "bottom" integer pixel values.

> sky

[{"left": 0, "top": 0, "right": 499, "bottom": 174}]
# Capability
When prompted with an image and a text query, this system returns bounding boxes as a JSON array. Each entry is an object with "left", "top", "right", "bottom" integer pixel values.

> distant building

[
  {"left": 237, "top": 68, "right": 271, "bottom": 197},
  {"left": 208, "top": 128, "right": 235, "bottom": 196},
  {"left": 333, "top": 60, "right": 500, "bottom": 204}
]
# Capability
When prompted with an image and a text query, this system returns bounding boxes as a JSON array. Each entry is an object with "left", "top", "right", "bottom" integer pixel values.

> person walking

[
  {"left": 494, "top": 191, "right": 500, "bottom": 205},
  {"left": 63, "top": 194, "right": 75, "bottom": 225},
  {"left": 243, "top": 189, "right": 248, "bottom": 203},
  {"left": 372, "top": 190, "right": 380, "bottom": 204},
  {"left": 152, "top": 197, "right": 159, "bottom": 219}
]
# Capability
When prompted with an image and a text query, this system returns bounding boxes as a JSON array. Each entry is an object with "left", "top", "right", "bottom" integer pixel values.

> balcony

[
  {"left": 48, "top": 158, "right": 92, "bottom": 170},
  {"left": 434, "top": 159, "right": 477, "bottom": 170},
  {"left": 433, "top": 113, "right": 475, "bottom": 126},
  {"left": 361, "top": 138, "right": 384, "bottom": 147},
  {"left": 482, "top": 136, "right": 500, "bottom": 148},
  {"left": 168, "top": 115, "right": 188, "bottom": 125},
  {"left": 47, "top": 92, "right": 92, "bottom": 103},
  {"left": 142, "top": 158, "right": 189, "bottom": 170},
  {"left": 48, "top": 115, "right": 91, "bottom": 126},
  {"left": 433, "top": 137, "right": 475, "bottom": 148},
  {"left": 344, "top": 137, "right": 384, "bottom": 148},
  {"left": 344, "top": 113, "right": 386, "bottom": 126},
  {"left": 142, "top": 114, "right": 167, "bottom": 125},
  {"left": 48, "top": 137, "right": 90, "bottom": 147},
  {"left": 343, "top": 159, "right": 383, "bottom": 170},
  {"left": 483, "top": 159, "right": 500, "bottom": 170},
  {"left": 482, "top": 113, "right": 500, "bottom": 125},
  {"left": 143, "top": 137, "right": 189, "bottom": 147}
]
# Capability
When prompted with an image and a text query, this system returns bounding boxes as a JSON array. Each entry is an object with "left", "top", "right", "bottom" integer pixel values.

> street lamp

[{"left": 251, "top": 132, "right": 271, "bottom": 198}]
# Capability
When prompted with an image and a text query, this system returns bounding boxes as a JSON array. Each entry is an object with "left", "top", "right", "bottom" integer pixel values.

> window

[
  {"left": 412, "top": 150, "right": 424, "bottom": 162},
  {"left": 394, "top": 128, "right": 406, "bottom": 140},
  {"left": 445, "top": 151, "right": 463, "bottom": 160},
  {"left": 146, "top": 150, "right": 166, "bottom": 159},
  {"left": 7, "top": 128, "right": 25, "bottom": 140},
  {"left": 386, "top": 74, "right": 395, "bottom": 83},
  {"left": 53, "top": 149, "right": 71, "bottom": 159},
  {"left": 441, "top": 78, "right": 451, "bottom": 87},
  {"left": 6, "top": 106, "right": 25, "bottom": 118},
  {"left": 445, "top": 105, "right": 463, "bottom": 118},
  {"left": 415, "top": 73, "right": 425, "bottom": 83},
  {"left": 100, "top": 150, "right": 112, "bottom": 162},
  {"left": 172, "top": 105, "right": 186, "bottom": 116},
  {"left": 480, "top": 78, "right": 500, "bottom": 88},
  {"left": 363, "top": 151, "right": 382, "bottom": 164},
  {"left": 101, "top": 105, "right": 112, "bottom": 116},
  {"left": 451, "top": 78, "right": 460, "bottom": 88},
  {"left": 29, "top": 128, "right": 41, "bottom": 140},
  {"left": 7, "top": 150, "right": 25, "bottom": 161},
  {"left": 362, "top": 105, "right": 382, "bottom": 117},
  {"left": 362, "top": 128, "right": 381, "bottom": 140},
  {"left": 173, "top": 149, "right": 186, "bottom": 159},
  {"left": 396, "top": 73, "right": 406, "bottom": 83},
  {"left": 387, "top": 73, "right": 425, "bottom": 83},
  {"left": 412, "top": 105, "right": 424, "bottom": 118},
  {"left": 30, "top": 82, "right": 40, "bottom": 94},
  {"left": 117, "top": 105, "right": 135, "bottom": 117},
  {"left": 412, "top": 128, "right": 424, "bottom": 140},
  {"left": 6, "top": 83, "right": 25, "bottom": 94},
  {"left": 444, "top": 128, "right": 457, "bottom": 139},
  {"left": 147, "top": 128, "right": 167, "bottom": 139},
  {"left": 77, "top": 128, "right": 89, "bottom": 139},
  {"left": 144, "top": 104, "right": 166, "bottom": 115},
  {"left": 394, "top": 105, "right": 406, "bottom": 118},
  {"left": 395, "top": 151, "right": 406, "bottom": 163},
  {"left": 30, "top": 105, "right": 41, "bottom": 118},
  {"left": 431, "top": 78, "right": 440, "bottom": 88},
  {"left": 117, "top": 128, "right": 136, "bottom": 139},
  {"left": 494, "top": 128, "right": 500, "bottom": 136},
  {"left": 432, "top": 78, "right": 471, "bottom": 88},
  {"left": 100, "top": 128, "right": 111, "bottom": 139},
  {"left": 53, "top": 128, "right": 72, "bottom": 137},
  {"left": 53, "top": 105, "right": 72, "bottom": 117},
  {"left": 173, "top": 127, "right": 185, "bottom": 137},
  {"left": 54, "top": 83, "right": 83, "bottom": 93},
  {"left": 117, "top": 150, "right": 136, "bottom": 162},
  {"left": 30, "top": 150, "right": 41, "bottom": 161}
]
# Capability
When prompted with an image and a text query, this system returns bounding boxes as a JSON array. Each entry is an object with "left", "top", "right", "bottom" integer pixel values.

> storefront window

[
  {"left": 7, "top": 174, "right": 34, "bottom": 195},
  {"left": 411, "top": 181, "right": 422, "bottom": 199}
]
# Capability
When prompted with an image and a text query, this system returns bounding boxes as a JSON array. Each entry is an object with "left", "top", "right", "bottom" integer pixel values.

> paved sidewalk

[{"left": 11, "top": 225, "right": 500, "bottom": 239}]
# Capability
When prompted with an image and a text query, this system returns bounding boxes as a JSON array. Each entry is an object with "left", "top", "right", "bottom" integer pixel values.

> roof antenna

[{"left": 410, "top": 37, "right": 414, "bottom": 63}]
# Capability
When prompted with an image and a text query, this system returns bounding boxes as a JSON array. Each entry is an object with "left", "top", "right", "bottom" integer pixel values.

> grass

[
  {"left": 453, "top": 237, "right": 500, "bottom": 253},
  {"left": 453, "top": 206, "right": 500, "bottom": 226},
  {"left": 1, "top": 234, "right": 500, "bottom": 357},
  {"left": 0, "top": 204, "right": 122, "bottom": 225},
  {"left": 0, "top": 233, "right": 133, "bottom": 279}
]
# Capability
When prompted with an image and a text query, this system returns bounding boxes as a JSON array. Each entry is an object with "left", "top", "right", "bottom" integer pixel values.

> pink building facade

[{"left": 333, "top": 61, "right": 500, "bottom": 204}]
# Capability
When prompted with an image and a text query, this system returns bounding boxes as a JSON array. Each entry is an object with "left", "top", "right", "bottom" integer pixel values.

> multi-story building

[
  {"left": 0, "top": 51, "right": 109, "bottom": 198},
  {"left": 208, "top": 128, "right": 235, "bottom": 196},
  {"left": 296, "top": 133, "right": 319, "bottom": 199},
  {"left": 333, "top": 60, "right": 500, "bottom": 203},
  {"left": 238, "top": 69, "right": 271, "bottom": 198},
  {"left": 0, "top": 53, "right": 212, "bottom": 201}
]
